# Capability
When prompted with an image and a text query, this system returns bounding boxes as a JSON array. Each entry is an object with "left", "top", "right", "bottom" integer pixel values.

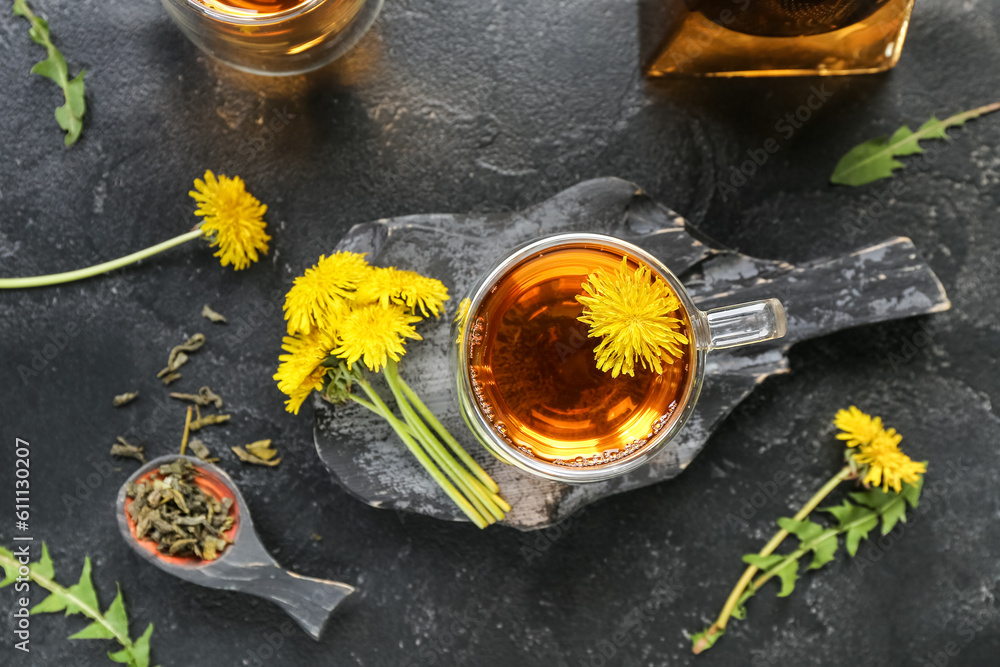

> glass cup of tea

[
  {"left": 161, "top": 0, "right": 384, "bottom": 76},
  {"left": 453, "top": 233, "right": 787, "bottom": 484}
]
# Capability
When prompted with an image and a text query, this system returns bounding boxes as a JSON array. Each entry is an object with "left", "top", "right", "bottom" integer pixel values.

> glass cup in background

[
  {"left": 453, "top": 234, "right": 787, "bottom": 484},
  {"left": 645, "top": 0, "right": 916, "bottom": 77},
  {"left": 161, "top": 0, "right": 384, "bottom": 76}
]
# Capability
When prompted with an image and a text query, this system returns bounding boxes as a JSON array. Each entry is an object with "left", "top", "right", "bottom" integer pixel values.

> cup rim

[
  {"left": 455, "top": 232, "right": 707, "bottom": 484},
  {"left": 179, "top": 0, "right": 326, "bottom": 26}
]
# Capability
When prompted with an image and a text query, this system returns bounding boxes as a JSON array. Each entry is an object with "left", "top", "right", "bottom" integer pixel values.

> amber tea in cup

[
  {"left": 455, "top": 234, "right": 787, "bottom": 484},
  {"left": 162, "top": 0, "right": 383, "bottom": 75}
]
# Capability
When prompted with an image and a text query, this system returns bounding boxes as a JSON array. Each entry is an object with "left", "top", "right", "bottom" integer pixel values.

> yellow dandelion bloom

[
  {"left": 454, "top": 297, "right": 471, "bottom": 344},
  {"left": 332, "top": 303, "right": 422, "bottom": 372},
  {"left": 356, "top": 266, "right": 450, "bottom": 318},
  {"left": 854, "top": 430, "right": 927, "bottom": 493},
  {"left": 190, "top": 170, "right": 270, "bottom": 270},
  {"left": 576, "top": 257, "right": 689, "bottom": 378},
  {"left": 283, "top": 252, "right": 372, "bottom": 335},
  {"left": 833, "top": 405, "right": 900, "bottom": 448},
  {"left": 273, "top": 330, "right": 337, "bottom": 414}
]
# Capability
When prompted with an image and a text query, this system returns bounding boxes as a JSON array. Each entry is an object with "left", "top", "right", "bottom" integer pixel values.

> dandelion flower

[
  {"left": 356, "top": 266, "right": 450, "bottom": 318},
  {"left": 333, "top": 303, "right": 422, "bottom": 372},
  {"left": 577, "top": 257, "right": 689, "bottom": 378},
  {"left": 854, "top": 430, "right": 927, "bottom": 492},
  {"left": 834, "top": 406, "right": 925, "bottom": 492},
  {"left": 833, "top": 406, "right": 899, "bottom": 448},
  {"left": 274, "top": 329, "right": 337, "bottom": 414},
  {"left": 283, "top": 252, "right": 372, "bottom": 335},
  {"left": 190, "top": 170, "right": 270, "bottom": 270}
]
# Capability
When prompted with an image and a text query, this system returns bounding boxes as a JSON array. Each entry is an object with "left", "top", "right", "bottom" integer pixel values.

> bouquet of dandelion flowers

[{"left": 275, "top": 252, "right": 510, "bottom": 528}]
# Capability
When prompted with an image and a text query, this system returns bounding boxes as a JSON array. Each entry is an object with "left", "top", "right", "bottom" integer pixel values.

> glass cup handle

[{"left": 702, "top": 298, "right": 787, "bottom": 351}]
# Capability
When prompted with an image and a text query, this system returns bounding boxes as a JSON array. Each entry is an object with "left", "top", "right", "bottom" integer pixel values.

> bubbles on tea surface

[
  {"left": 552, "top": 411, "right": 673, "bottom": 467},
  {"left": 468, "top": 317, "right": 485, "bottom": 359}
]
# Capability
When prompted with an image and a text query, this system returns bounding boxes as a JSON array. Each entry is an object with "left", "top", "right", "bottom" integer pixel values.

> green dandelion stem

[
  {"left": 352, "top": 380, "right": 488, "bottom": 529},
  {"left": 384, "top": 361, "right": 502, "bottom": 523},
  {"left": 0, "top": 228, "right": 204, "bottom": 289},
  {"left": 396, "top": 374, "right": 502, "bottom": 495},
  {"left": 694, "top": 465, "right": 853, "bottom": 654}
]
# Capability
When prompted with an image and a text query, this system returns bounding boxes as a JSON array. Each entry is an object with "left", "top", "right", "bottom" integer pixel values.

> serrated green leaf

[
  {"left": 63, "top": 557, "right": 100, "bottom": 616},
  {"left": 821, "top": 501, "right": 879, "bottom": 557},
  {"left": 744, "top": 554, "right": 798, "bottom": 597},
  {"left": 901, "top": 471, "right": 925, "bottom": 509},
  {"left": 132, "top": 623, "right": 154, "bottom": 667},
  {"left": 845, "top": 515, "right": 879, "bottom": 557},
  {"left": 831, "top": 103, "right": 1000, "bottom": 186},
  {"left": 33, "top": 542, "right": 55, "bottom": 580},
  {"left": 107, "top": 645, "right": 134, "bottom": 665},
  {"left": 103, "top": 586, "right": 131, "bottom": 639},
  {"left": 12, "top": 0, "right": 87, "bottom": 145},
  {"left": 31, "top": 592, "right": 68, "bottom": 614},
  {"left": 67, "top": 619, "right": 115, "bottom": 641},
  {"left": 776, "top": 517, "right": 838, "bottom": 570},
  {"left": 850, "top": 487, "right": 906, "bottom": 535},
  {"left": 0, "top": 548, "right": 18, "bottom": 588}
]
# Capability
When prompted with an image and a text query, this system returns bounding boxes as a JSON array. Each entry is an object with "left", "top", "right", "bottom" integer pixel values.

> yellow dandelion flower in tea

[
  {"left": 283, "top": 252, "right": 372, "bottom": 335},
  {"left": 333, "top": 303, "right": 422, "bottom": 372},
  {"left": 274, "top": 329, "right": 337, "bottom": 413},
  {"left": 576, "top": 257, "right": 689, "bottom": 378},
  {"left": 356, "top": 266, "right": 450, "bottom": 318},
  {"left": 190, "top": 170, "right": 270, "bottom": 270}
]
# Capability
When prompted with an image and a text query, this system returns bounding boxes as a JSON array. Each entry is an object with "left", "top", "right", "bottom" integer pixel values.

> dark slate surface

[
  {"left": 1, "top": 0, "right": 999, "bottom": 665},
  {"left": 315, "top": 178, "right": 949, "bottom": 530}
]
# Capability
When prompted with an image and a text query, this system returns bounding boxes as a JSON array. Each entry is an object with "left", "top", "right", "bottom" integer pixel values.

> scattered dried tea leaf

[
  {"left": 245, "top": 439, "right": 278, "bottom": 461},
  {"left": 310, "top": 533, "right": 323, "bottom": 542},
  {"left": 110, "top": 437, "right": 145, "bottom": 464},
  {"left": 180, "top": 406, "right": 194, "bottom": 456},
  {"left": 157, "top": 333, "right": 206, "bottom": 380},
  {"left": 232, "top": 442, "right": 281, "bottom": 467},
  {"left": 201, "top": 304, "right": 227, "bottom": 324},
  {"left": 112, "top": 391, "right": 139, "bottom": 407},
  {"left": 170, "top": 386, "right": 224, "bottom": 409},
  {"left": 161, "top": 371, "right": 182, "bottom": 385},
  {"left": 126, "top": 458, "right": 235, "bottom": 561},
  {"left": 189, "top": 413, "right": 231, "bottom": 431},
  {"left": 188, "top": 438, "right": 213, "bottom": 461}
]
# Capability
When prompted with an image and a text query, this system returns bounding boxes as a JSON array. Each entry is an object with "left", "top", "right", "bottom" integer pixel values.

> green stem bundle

[{"left": 349, "top": 361, "right": 507, "bottom": 528}]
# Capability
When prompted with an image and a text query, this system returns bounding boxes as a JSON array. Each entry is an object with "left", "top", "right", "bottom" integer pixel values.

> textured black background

[{"left": 2, "top": 1, "right": 1000, "bottom": 665}]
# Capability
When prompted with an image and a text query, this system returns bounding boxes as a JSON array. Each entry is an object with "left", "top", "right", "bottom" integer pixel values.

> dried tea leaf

[
  {"left": 127, "top": 458, "right": 233, "bottom": 561},
  {"left": 311, "top": 533, "right": 323, "bottom": 542},
  {"left": 157, "top": 333, "right": 206, "bottom": 378},
  {"left": 112, "top": 391, "right": 139, "bottom": 407},
  {"left": 188, "top": 438, "right": 213, "bottom": 460},
  {"left": 244, "top": 439, "right": 278, "bottom": 461},
  {"left": 202, "top": 304, "right": 227, "bottom": 324},
  {"left": 231, "top": 445, "right": 281, "bottom": 467},
  {"left": 189, "top": 413, "right": 231, "bottom": 431},
  {"left": 161, "top": 371, "right": 182, "bottom": 385},
  {"left": 170, "top": 386, "right": 223, "bottom": 409},
  {"left": 110, "top": 437, "right": 146, "bottom": 464}
]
